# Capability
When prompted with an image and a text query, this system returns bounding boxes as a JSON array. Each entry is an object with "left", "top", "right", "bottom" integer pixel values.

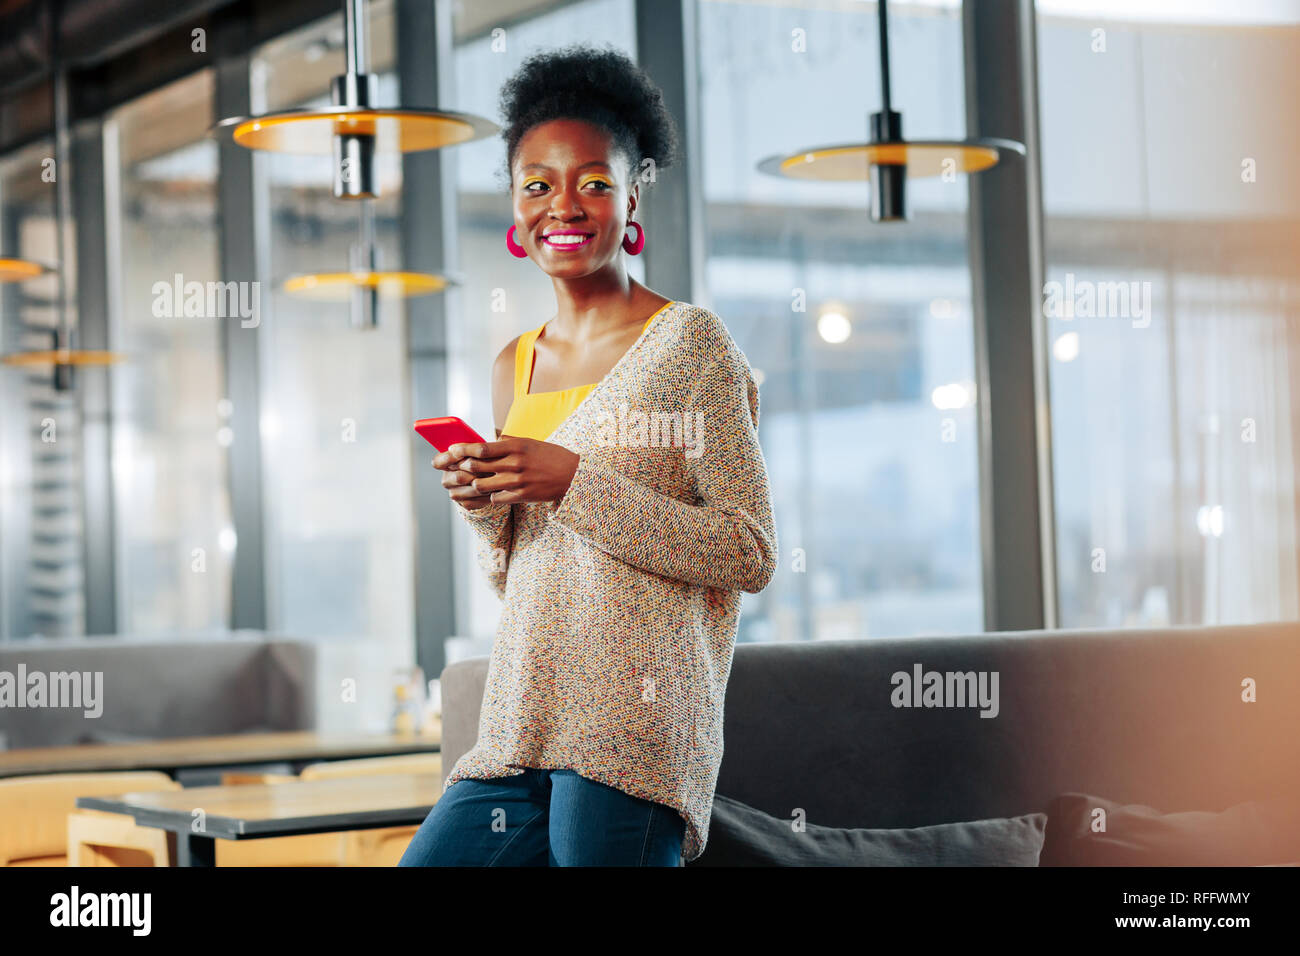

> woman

[{"left": 399, "top": 44, "right": 777, "bottom": 867}]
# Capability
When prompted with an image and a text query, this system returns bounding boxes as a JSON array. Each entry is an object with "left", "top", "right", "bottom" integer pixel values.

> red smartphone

[{"left": 414, "top": 416, "right": 489, "bottom": 453}]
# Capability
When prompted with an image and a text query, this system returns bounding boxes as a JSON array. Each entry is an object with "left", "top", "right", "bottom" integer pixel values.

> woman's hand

[
  {"left": 433, "top": 437, "right": 579, "bottom": 508},
  {"left": 432, "top": 443, "right": 497, "bottom": 511}
]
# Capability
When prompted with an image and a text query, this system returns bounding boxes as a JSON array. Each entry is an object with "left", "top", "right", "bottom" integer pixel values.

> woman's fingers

[
  {"left": 442, "top": 461, "right": 501, "bottom": 508},
  {"left": 458, "top": 454, "right": 517, "bottom": 475},
  {"left": 434, "top": 437, "right": 526, "bottom": 470},
  {"left": 446, "top": 473, "right": 494, "bottom": 502},
  {"left": 451, "top": 437, "right": 522, "bottom": 461},
  {"left": 436, "top": 438, "right": 532, "bottom": 504},
  {"left": 464, "top": 471, "right": 522, "bottom": 497},
  {"left": 442, "top": 467, "right": 478, "bottom": 489},
  {"left": 449, "top": 486, "right": 493, "bottom": 502}
]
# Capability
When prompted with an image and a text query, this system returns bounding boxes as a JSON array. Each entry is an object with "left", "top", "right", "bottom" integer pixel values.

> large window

[
  {"left": 0, "top": 141, "right": 85, "bottom": 638},
  {"left": 449, "top": 0, "right": 640, "bottom": 649},
  {"left": 1036, "top": 2, "right": 1300, "bottom": 627},
  {"left": 106, "top": 70, "right": 228, "bottom": 635},
  {"left": 7, "top": 0, "right": 1296, "bottom": 652},
  {"left": 699, "top": 0, "right": 982, "bottom": 640},
  {"left": 252, "top": 0, "right": 415, "bottom": 658}
]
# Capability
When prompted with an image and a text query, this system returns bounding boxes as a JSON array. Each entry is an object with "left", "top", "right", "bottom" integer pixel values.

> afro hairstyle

[{"left": 497, "top": 43, "right": 680, "bottom": 192}]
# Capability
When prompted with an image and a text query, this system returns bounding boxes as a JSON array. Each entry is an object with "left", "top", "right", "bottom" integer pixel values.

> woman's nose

[{"left": 549, "top": 185, "right": 583, "bottom": 217}]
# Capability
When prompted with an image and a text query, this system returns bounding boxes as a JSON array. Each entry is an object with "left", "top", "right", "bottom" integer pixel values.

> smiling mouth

[{"left": 541, "top": 233, "right": 594, "bottom": 250}]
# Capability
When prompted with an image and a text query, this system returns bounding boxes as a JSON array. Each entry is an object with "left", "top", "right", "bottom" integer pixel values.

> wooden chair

[
  {"left": 11, "top": 752, "right": 442, "bottom": 867},
  {"left": 205, "top": 752, "right": 442, "bottom": 866},
  {"left": 299, "top": 752, "right": 442, "bottom": 866},
  {"left": 0, "top": 771, "right": 181, "bottom": 867}
]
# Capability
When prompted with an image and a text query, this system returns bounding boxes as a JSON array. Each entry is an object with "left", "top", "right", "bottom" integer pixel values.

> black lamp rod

[{"left": 877, "top": 0, "right": 893, "bottom": 114}]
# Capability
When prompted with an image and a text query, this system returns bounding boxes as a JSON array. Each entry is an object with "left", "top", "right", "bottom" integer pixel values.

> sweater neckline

[{"left": 538, "top": 300, "right": 677, "bottom": 444}]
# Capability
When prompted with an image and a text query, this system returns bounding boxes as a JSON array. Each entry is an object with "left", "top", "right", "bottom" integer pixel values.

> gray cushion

[
  {"left": 1040, "top": 792, "right": 1300, "bottom": 866},
  {"left": 687, "top": 794, "right": 1047, "bottom": 866}
]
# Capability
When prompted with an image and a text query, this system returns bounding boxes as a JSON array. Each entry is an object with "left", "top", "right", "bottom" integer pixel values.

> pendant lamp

[
  {"left": 212, "top": 0, "right": 497, "bottom": 200},
  {"left": 0, "top": 259, "right": 55, "bottom": 283},
  {"left": 214, "top": 0, "right": 487, "bottom": 325},
  {"left": 281, "top": 200, "right": 454, "bottom": 328},
  {"left": 756, "top": 0, "right": 1025, "bottom": 221},
  {"left": 0, "top": 18, "right": 123, "bottom": 388}
]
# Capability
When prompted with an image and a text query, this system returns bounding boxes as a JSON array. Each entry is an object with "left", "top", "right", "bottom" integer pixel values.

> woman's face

[{"left": 510, "top": 118, "right": 634, "bottom": 277}]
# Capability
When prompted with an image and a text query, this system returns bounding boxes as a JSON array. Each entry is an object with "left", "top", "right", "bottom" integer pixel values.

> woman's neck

[{"left": 549, "top": 275, "right": 654, "bottom": 337}]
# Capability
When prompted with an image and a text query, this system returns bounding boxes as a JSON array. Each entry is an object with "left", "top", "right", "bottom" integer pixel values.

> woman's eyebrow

[{"left": 520, "top": 161, "right": 611, "bottom": 172}]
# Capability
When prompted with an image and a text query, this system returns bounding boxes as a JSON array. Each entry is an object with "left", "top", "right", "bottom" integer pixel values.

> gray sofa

[
  {"left": 0, "top": 631, "right": 399, "bottom": 750},
  {"left": 439, "top": 622, "right": 1300, "bottom": 859}
]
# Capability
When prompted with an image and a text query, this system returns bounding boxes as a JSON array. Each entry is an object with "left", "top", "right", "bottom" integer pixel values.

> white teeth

[{"left": 545, "top": 234, "right": 591, "bottom": 244}]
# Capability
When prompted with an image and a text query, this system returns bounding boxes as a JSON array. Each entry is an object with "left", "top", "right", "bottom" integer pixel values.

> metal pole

[
  {"left": 214, "top": 16, "right": 270, "bottom": 630},
  {"left": 333, "top": 0, "right": 377, "bottom": 197},
  {"left": 345, "top": 0, "right": 369, "bottom": 75},
  {"left": 869, "top": 0, "right": 904, "bottom": 219},
  {"left": 73, "top": 117, "right": 118, "bottom": 636},
  {"left": 877, "top": 0, "right": 892, "bottom": 114},
  {"left": 963, "top": 0, "right": 1055, "bottom": 631},
  {"left": 634, "top": 0, "right": 707, "bottom": 307},
  {"left": 350, "top": 200, "right": 378, "bottom": 329},
  {"left": 398, "top": 0, "right": 457, "bottom": 679},
  {"left": 52, "top": 40, "right": 75, "bottom": 391}
]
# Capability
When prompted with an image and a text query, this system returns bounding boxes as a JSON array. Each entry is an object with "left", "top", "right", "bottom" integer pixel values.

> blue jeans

[{"left": 398, "top": 768, "right": 685, "bottom": 866}]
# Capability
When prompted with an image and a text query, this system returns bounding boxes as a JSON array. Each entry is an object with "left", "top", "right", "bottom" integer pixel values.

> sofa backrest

[
  {"left": 0, "top": 635, "right": 317, "bottom": 749},
  {"left": 439, "top": 622, "right": 1300, "bottom": 825}
]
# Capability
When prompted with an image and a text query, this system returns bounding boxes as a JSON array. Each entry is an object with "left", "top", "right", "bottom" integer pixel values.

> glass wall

[
  {"left": 105, "top": 70, "right": 229, "bottom": 635},
  {"left": 0, "top": 141, "right": 85, "bottom": 638},
  {"left": 1036, "top": 2, "right": 1300, "bottom": 627},
  {"left": 449, "top": 0, "right": 640, "bottom": 647},
  {"left": 252, "top": 0, "right": 415, "bottom": 658},
  {"left": 699, "top": 0, "right": 982, "bottom": 640},
  {"left": 8, "top": 0, "right": 1295, "bottom": 652}
]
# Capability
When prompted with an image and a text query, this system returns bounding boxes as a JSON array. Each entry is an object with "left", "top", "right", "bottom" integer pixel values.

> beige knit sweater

[{"left": 444, "top": 300, "right": 778, "bottom": 863}]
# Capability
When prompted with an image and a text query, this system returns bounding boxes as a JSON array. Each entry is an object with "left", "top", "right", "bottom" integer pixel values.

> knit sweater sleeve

[
  {"left": 456, "top": 500, "right": 514, "bottom": 599},
  {"left": 547, "top": 339, "right": 777, "bottom": 594}
]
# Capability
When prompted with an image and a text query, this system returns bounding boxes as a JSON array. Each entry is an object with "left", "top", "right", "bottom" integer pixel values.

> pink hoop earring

[
  {"left": 622, "top": 221, "right": 645, "bottom": 256},
  {"left": 506, "top": 225, "right": 528, "bottom": 259}
]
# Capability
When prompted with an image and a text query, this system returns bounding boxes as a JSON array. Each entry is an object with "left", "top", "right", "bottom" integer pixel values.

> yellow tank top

[{"left": 501, "top": 302, "right": 674, "bottom": 441}]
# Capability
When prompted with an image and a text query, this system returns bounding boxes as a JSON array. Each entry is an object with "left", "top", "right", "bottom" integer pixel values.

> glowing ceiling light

[
  {"left": 1196, "top": 505, "right": 1225, "bottom": 538},
  {"left": 1052, "top": 331, "right": 1080, "bottom": 362},
  {"left": 929, "top": 298, "right": 957, "bottom": 318},
  {"left": 817, "top": 311, "right": 852, "bottom": 344},
  {"left": 931, "top": 381, "right": 976, "bottom": 409}
]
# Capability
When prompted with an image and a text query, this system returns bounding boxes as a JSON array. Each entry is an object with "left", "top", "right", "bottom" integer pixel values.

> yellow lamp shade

[
  {"left": 757, "top": 138, "right": 1025, "bottom": 181},
  {"left": 0, "top": 349, "right": 122, "bottom": 367},
  {"left": 0, "top": 258, "right": 55, "bottom": 283},
  {"left": 213, "top": 107, "right": 498, "bottom": 155},
  {"left": 282, "top": 270, "right": 449, "bottom": 301}
]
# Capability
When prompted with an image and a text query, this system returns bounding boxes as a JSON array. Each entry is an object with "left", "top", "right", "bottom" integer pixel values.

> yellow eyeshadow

[{"left": 520, "top": 175, "right": 611, "bottom": 190}]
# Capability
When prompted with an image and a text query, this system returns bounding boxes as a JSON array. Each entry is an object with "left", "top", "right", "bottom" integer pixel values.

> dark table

[
  {"left": 76, "top": 772, "right": 441, "bottom": 866},
  {"left": 0, "top": 728, "right": 440, "bottom": 780}
]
